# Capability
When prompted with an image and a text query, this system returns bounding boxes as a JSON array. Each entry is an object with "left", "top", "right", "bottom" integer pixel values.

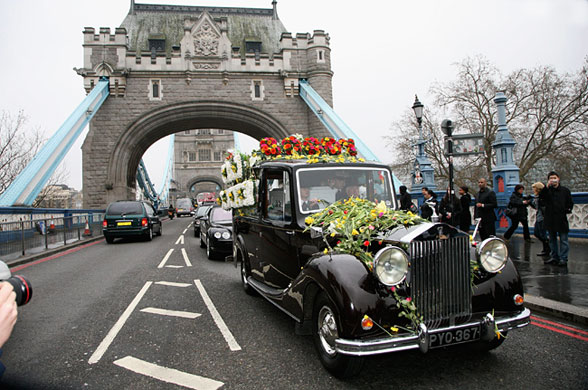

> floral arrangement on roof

[{"left": 255, "top": 135, "right": 364, "bottom": 164}]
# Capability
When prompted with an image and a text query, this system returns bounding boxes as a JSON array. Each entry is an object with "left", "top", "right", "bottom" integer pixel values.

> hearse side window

[{"left": 263, "top": 170, "right": 292, "bottom": 223}]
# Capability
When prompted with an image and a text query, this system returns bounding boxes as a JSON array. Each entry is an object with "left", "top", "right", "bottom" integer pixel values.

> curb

[
  {"left": 5, "top": 236, "right": 105, "bottom": 269},
  {"left": 525, "top": 294, "right": 588, "bottom": 326}
]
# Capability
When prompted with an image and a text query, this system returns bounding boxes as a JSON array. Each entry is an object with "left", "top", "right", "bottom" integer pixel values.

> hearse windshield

[{"left": 296, "top": 167, "right": 396, "bottom": 214}]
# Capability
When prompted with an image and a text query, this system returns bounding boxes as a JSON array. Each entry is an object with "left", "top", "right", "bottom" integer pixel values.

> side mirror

[{"left": 310, "top": 226, "right": 323, "bottom": 239}]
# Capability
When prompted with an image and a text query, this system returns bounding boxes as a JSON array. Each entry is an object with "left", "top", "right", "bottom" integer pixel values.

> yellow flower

[
  {"left": 390, "top": 326, "right": 399, "bottom": 333},
  {"left": 375, "top": 200, "right": 387, "bottom": 214},
  {"left": 305, "top": 216, "right": 315, "bottom": 225},
  {"left": 352, "top": 229, "right": 359, "bottom": 236},
  {"left": 323, "top": 248, "right": 329, "bottom": 255},
  {"left": 330, "top": 232, "right": 336, "bottom": 237}
]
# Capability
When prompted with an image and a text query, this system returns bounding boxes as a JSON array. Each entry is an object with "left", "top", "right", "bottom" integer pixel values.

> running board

[{"left": 247, "top": 277, "right": 301, "bottom": 322}]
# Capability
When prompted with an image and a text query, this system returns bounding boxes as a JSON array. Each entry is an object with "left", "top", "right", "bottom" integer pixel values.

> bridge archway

[{"left": 100, "top": 101, "right": 289, "bottom": 205}]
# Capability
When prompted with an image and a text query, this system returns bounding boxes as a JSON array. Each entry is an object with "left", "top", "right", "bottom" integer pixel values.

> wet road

[{"left": 1, "top": 219, "right": 587, "bottom": 389}]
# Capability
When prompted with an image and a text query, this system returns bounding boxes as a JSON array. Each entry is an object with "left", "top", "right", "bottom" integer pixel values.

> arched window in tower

[
  {"left": 497, "top": 176, "right": 505, "bottom": 193},
  {"left": 501, "top": 148, "right": 507, "bottom": 164}
]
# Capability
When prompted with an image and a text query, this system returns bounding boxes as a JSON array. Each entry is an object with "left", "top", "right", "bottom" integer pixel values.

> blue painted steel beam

[
  {"left": 233, "top": 131, "right": 241, "bottom": 151},
  {"left": 156, "top": 134, "right": 174, "bottom": 204},
  {"left": 0, "top": 78, "right": 110, "bottom": 206},
  {"left": 298, "top": 79, "right": 404, "bottom": 189},
  {"left": 136, "top": 134, "right": 175, "bottom": 205}
]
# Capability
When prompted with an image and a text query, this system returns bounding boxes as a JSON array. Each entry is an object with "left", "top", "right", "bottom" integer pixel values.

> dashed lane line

[
  {"left": 155, "top": 281, "right": 192, "bottom": 287},
  {"left": 158, "top": 249, "right": 174, "bottom": 269},
  {"left": 140, "top": 307, "right": 202, "bottom": 319},
  {"left": 181, "top": 248, "right": 192, "bottom": 267},
  {"left": 89, "top": 281, "right": 153, "bottom": 364},
  {"left": 182, "top": 228, "right": 188, "bottom": 234},
  {"left": 165, "top": 265, "right": 184, "bottom": 269},
  {"left": 114, "top": 356, "right": 224, "bottom": 390},
  {"left": 194, "top": 279, "right": 242, "bottom": 351},
  {"left": 175, "top": 235, "right": 185, "bottom": 245}
]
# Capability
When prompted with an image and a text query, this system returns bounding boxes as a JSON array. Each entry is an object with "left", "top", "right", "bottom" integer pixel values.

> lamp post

[{"left": 410, "top": 95, "right": 435, "bottom": 193}]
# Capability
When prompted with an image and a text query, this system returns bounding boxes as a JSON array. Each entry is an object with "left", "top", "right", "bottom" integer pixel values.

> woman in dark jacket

[
  {"left": 458, "top": 186, "right": 472, "bottom": 232},
  {"left": 531, "top": 182, "right": 550, "bottom": 256},
  {"left": 398, "top": 185, "right": 413, "bottom": 211},
  {"left": 439, "top": 188, "right": 462, "bottom": 227},
  {"left": 504, "top": 184, "right": 531, "bottom": 241}
]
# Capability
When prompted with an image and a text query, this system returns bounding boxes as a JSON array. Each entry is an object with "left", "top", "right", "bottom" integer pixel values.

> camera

[{"left": 0, "top": 261, "right": 33, "bottom": 306}]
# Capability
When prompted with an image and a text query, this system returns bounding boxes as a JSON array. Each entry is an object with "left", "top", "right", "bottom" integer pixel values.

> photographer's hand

[{"left": 0, "top": 282, "right": 17, "bottom": 348}]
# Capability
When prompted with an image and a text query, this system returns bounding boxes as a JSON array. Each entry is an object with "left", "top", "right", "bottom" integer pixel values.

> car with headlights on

[
  {"left": 232, "top": 159, "right": 530, "bottom": 378},
  {"left": 199, "top": 206, "right": 233, "bottom": 259},
  {"left": 103, "top": 200, "right": 162, "bottom": 243},
  {"left": 193, "top": 204, "right": 213, "bottom": 236}
]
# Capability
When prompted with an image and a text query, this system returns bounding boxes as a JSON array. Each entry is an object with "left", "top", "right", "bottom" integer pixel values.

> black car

[
  {"left": 231, "top": 159, "right": 530, "bottom": 378},
  {"left": 103, "top": 200, "right": 162, "bottom": 243},
  {"left": 199, "top": 206, "right": 232, "bottom": 260},
  {"left": 193, "top": 204, "right": 213, "bottom": 237}
]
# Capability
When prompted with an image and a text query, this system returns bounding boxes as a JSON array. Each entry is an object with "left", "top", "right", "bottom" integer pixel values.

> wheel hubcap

[{"left": 318, "top": 306, "right": 338, "bottom": 356}]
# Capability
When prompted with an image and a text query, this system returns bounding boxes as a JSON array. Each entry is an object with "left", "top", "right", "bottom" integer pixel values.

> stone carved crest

[{"left": 193, "top": 21, "right": 219, "bottom": 57}]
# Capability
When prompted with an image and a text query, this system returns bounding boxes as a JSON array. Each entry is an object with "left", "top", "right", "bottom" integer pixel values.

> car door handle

[{"left": 286, "top": 230, "right": 295, "bottom": 235}]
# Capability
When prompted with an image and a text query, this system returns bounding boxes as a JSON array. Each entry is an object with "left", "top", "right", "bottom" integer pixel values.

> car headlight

[
  {"left": 373, "top": 246, "right": 409, "bottom": 286},
  {"left": 222, "top": 231, "right": 231, "bottom": 240},
  {"left": 477, "top": 238, "right": 508, "bottom": 273},
  {"left": 214, "top": 232, "right": 222, "bottom": 239}
]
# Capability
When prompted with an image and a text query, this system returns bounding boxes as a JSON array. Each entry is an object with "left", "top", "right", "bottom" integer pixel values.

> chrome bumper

[{"left": 335, "top": 308, "right": 531, "bottom": 356}]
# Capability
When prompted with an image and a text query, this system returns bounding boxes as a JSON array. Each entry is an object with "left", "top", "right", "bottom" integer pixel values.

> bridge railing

[{"left": 0, "top": 208, "right": 105, "bottom": 261}]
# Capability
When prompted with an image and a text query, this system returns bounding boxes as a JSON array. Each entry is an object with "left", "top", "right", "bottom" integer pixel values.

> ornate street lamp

[{"left": 411, "top": 95, "right": 435, "bottom": 192}]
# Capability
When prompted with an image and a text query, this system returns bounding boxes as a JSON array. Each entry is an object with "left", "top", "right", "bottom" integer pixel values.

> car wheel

[
  {"left": 145, "top": 227, "right": 153, "bottom": 241},
  {"left": 312, "top": 292, "right": 364, "bottom": 378},
  {"left": 206, "top": 239, "right": 216, "bottom": 260},
  {"left": 200, "top": 233, "right": 206, "bottom": 248},
  {"left": 156, "top": 223, "right": 162, "bottom": 236},
  {"left": 239, "top": 251, "right": 256, "bottom": 296},
  {"left": 105, "top": 235, "right": 114, "bottom": 244}
]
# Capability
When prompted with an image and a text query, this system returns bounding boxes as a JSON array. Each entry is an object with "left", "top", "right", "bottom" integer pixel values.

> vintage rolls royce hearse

[{"left": 222, "top": 151, "right": 530, "bottom": 378}]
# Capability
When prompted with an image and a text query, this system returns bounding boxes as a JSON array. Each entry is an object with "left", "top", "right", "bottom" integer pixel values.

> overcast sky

[{"left": 1, "top": 0, "right": 587, "bottom": 192}]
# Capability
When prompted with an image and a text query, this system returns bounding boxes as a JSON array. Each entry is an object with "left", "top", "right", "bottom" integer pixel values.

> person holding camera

[
  {"left": 0, "top": 282, "right": 18, "bottom": 378},
  {"left": 540, "top": 171, "right": 574, "bottom": 267},
  {"left": 503, "top": 184, "right": 532, "bottom": 241}
]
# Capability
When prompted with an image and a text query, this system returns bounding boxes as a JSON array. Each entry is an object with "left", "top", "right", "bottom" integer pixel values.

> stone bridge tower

[{"left": 79, "top": 1, "right": 333, "bottom": 208}]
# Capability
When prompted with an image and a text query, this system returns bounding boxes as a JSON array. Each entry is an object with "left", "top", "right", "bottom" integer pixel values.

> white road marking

[
  {"left": 89, "top": 281, "right": 153, "bottom": 364},
  {"left": 175, "top": 235, "right": 184, "bottom": 245},
  {"left": 155, "top": 281, "right": 192, "bottom": 287},
  {"left": 140, "top": 307, "right": 202, "bottom": 319},
  {"left": 165, "top": 265, "right": 183, "bottom": 269},
  {"left": 182, "top": 228, "right": 188, "bottom": 234},
  {"left": 194, "top": 279, "right": 241, "bottom": 351},
  {"left": 114, "top": 356, "right": 224, "bottom": 390},
  {"left": 158, "top": 249, "right": 174, "bottom": 268},
  {"left": 181, "top": 248, "right": 192, "bottom": 267}
]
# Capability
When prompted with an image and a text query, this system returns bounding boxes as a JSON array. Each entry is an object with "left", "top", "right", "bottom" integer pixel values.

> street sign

[{"left": 448, "top": 133, "right": 484, "bottom": 156}]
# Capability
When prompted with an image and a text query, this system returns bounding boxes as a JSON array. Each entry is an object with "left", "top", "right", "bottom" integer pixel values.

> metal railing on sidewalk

[{"left": 0, "top": 213, "right": 105, "bottom": 261}]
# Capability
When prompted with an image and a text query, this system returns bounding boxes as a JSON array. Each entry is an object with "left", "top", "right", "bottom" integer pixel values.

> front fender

[
  {"left": 472, "top": 258, "right": 525, "bottom": 313},
  {"left": 292, "top": 253, "right": 386, "bottom": 338}
]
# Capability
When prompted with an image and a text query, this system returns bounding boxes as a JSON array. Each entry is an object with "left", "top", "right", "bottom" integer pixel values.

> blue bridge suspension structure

[{"left": 0, "top": 78, "right": 386, "bottom": 208}]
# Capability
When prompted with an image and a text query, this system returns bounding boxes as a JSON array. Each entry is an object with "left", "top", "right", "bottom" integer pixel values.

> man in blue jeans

[{"left": 540, "top": 171, "right": 574, "bottom": 267}]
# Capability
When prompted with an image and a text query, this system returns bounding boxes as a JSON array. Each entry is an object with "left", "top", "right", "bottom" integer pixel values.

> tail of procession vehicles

[{"left": 217, "top": 135, "right": 530, "bottom": 378}]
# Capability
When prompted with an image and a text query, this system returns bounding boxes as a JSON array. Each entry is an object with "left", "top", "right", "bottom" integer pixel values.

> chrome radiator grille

[{"left": 410, "top": 236, "right": 471, "bottom": 328}]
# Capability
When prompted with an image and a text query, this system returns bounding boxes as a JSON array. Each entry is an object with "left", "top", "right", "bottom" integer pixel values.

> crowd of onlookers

[{"left": 399, "top": 171, "right": 574, "bottom": 267}]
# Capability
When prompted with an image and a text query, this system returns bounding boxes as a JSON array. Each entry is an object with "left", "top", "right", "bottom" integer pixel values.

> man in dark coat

[
  {"left": 540, "top": 171, "right": 574, "bottom": 266},
  {"left": 398, "top": 186, "right": 412, "bottom": 211},
  {"left": 474, "top": 178, "right": 497, "bottom": 240}
]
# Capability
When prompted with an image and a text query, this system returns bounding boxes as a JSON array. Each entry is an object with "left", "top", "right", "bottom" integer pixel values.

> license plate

[
  {"left": 429, "top": 325, "right": 480, "bottom": 348},
  {"left": 117, "top": 221, "right": 132, "bottom": 226}
]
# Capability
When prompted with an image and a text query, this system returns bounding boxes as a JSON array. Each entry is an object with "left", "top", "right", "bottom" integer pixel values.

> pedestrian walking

[
  {"left": 530, "top": 182, "right": 550, "bottom": 257},
  {"left": 474, "top": 178, "right": 497, "bottom": 240},
  {"left": 420, "top": 189, "right": 438, "bottom": 221},
  {"left": 398, "top": 185, "right": 413, "bottom": 211},
  {"left": 503, "top": 184, "right": 531, "bottom": 241},
  {"left": 439, "top": 188, "right": 462, "bottom": 227},
  {"left": 458, "top": 185, "right": 472, "bottom": 232},
  {"left": 540, "top": 171, "right": 574, "bottom": 266}
]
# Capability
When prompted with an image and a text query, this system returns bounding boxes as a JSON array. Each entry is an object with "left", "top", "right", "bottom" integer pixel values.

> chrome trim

[{"left": 334, "top": 308, "right": 530, "bottom": 356}]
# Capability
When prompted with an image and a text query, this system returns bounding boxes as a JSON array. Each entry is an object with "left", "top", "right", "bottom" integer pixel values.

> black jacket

[
  {"left": 508, "top": 191, "right": 529, "bottom": 219},
  {"left": 420, "top": 198, "right": 438, "bottom": 221},
  {"left": 439, "top": 195, "right": 462, "bottom": 226},
  {"left": 539, "top": 184, "right": 573, "bottom": 232},
  {"left": 399, "top": 192, "right": 412, "bottom": 211},
  {"left": 459, "top": 193, "right": 472, "bottom": 225},
  {"left": 474, "top": 187, "right": 497, "bottom": 221}
]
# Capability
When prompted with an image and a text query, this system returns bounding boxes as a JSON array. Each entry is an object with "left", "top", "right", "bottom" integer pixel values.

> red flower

[
  {"left": 343, "top": 210, "right": 348, "bottom": 214},
  {"left": 363, "top": 240, "right": 370, "bottom": 247},
  {"left": 390, "top": 286, "right": 396, "bottom": 292},
  {"left": 406, "top": 297, "right": 412, "bottom": 302}
]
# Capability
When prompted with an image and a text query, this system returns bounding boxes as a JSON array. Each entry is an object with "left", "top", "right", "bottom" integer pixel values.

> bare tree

[
  {"left": 1, "top": 110, "right": 70, "bottom": 205},
  {"left": 386, "top": 56, "right": 588, "bottom": 191}
]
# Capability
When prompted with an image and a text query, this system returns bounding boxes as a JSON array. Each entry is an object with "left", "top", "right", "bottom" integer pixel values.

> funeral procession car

[
  {"left": 219, "top": 138, "right": 530, "bottom": 378},
  {"left": 199, "top": 205, "right": 233, "bottom": 260},
  {"left": 102, "top": 200, "right": 162, "bottom": 243}
]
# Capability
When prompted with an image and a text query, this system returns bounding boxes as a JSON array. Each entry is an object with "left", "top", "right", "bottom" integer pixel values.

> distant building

[
  {"left": 35, "top": 185, "right": 83, "bottom": 209},
  {"left": 172, "top": 129, "right": 234, "bottom": 202}
]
